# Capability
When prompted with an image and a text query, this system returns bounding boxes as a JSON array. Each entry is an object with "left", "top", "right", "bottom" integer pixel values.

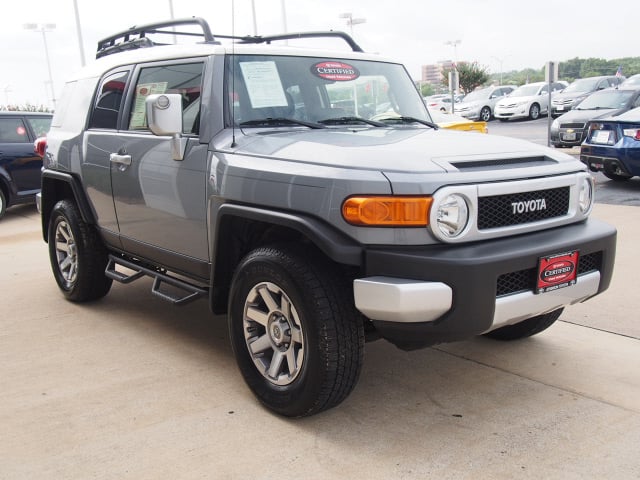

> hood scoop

[{"left": 450, "top": 156, "right": 558, "bottom": 171}]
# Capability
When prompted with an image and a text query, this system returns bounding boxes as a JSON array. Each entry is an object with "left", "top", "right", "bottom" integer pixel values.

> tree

[
  {"left": 442, "top": 62, "right": 489, "bottom": 94},
  {"left": 419, "top": 82, "right": 435, "bottom": 97}
]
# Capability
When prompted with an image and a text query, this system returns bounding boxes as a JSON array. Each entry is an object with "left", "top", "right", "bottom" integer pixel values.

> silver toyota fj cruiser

[{"left": 39, "top": 18, "right": 616, "bottom": 417}]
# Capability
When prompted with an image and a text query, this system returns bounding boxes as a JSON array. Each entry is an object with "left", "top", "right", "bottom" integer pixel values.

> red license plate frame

[{"left": 536, "top": 250, "right": 579, "bottom": 294}]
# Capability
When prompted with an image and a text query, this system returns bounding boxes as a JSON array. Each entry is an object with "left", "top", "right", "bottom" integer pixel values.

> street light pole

[
  {"left": 339, "top": 12, "right": 366, "bottom": 36},
  {"left": 24, "top": 23, "right": 57, "bottom": 108},
  {"left": 444, "top": 40, "right": 461, "bottom": 108},
  {"left": 72, "top": 0, "right": 86, "bottom": 66},
  {"left": 444, "top": 39, "right": 461, "bottom": 64}
]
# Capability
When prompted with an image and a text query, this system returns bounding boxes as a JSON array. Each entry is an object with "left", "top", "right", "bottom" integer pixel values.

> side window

[
  {"left": 0, "top": 117, "right": 29, "bottom": 143},
  {"left": 26, "top": 117, "right": 52, "bottom": 138},
  {"left": 541, "top": 85, "right": 549, "bottom": 95},
  {"left": 128, "top": 62, "right": 204, "bottom": 134},
  {"left": 89, "top": 71, "right": 129, "bottom": 129}
]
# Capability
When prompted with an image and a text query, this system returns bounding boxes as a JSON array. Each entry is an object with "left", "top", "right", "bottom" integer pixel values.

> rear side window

[
  {"left": 127, "top": 62, "right": 204, "bottom": 134},
  {"left": 0, "top": 117, "right": 29, "bottom": 143},
  {"left": 25, "top": 117, "right": 52, "bottom": 137},
  {"left": 89, "top": 71, "right": 130, "bottom": 129}
]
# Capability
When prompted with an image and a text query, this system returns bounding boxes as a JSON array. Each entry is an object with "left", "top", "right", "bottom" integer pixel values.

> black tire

[
  {"left": 48, "top": 199, "right": 112, "bottom": 302},
  {"left": 480, "top": 106, "right": 491, "bottom": 122},
  {"left": 484, "top": 308, "right": 563, "bottom": 341},
  {"left": 0, "top": 188, "right": 6, "bottom": 219},
  {"left": 603, "top": 170, "right": 633, "bottom": 182},
  {"left": 529, "top": 103, "right": 540, "bottom": 120},
  {"left": 228, "top": 244, "right": 364, "bottom": 417}
]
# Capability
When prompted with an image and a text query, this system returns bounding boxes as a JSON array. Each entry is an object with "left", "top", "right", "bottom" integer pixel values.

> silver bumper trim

[
  {"left": 353, "top": 276, "right": 452, "bottom": 323},
  {"left": 488, "top": 271, "right": 600, "bottom": 332}
]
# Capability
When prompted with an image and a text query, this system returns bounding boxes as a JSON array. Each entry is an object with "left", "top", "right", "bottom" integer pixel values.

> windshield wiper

[
  {"left": 375, "top": 115, "right": 439, "bottom": 129},
  {"left": 239, "top": 117, "right": 326, "bottom": 129},
  {"left": 318, "top": 116, "right": 386, "bottom": 127}
]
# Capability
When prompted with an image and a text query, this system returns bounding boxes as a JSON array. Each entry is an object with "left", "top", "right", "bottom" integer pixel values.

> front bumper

[
  {"left": 551, "top": 128, "right": 586, "bottom": 147},
  {"left": 456, "top": 109, "right": 480, "bottom": 121},
  {"left": 494, "top": 107, "right": 528, "bottom": 120},
  {"left": 353, "top": 219, "right": 616, "bottom": 350}
]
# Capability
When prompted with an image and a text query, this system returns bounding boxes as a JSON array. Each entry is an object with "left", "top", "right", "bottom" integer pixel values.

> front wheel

[
  {"left": 480, "top": 106, "right": 491, "bottom": 122},
  {"left": 484, "top": 308, "right": 563, "bottom": 341},
  {"left": 48, "top": 199, "right": 112, "bottom": 302},
  {"left": 228, "top": 245, "right": 364, "bottom": 417},
  {"left": 529, "top": 103, "right": 541, "bottom": 120}
]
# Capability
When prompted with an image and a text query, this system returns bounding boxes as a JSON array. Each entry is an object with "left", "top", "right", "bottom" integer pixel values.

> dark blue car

[
  {"left": 580, "top": 106, "right": 640, "bottom": 181},
  {"left": 0, "top": 111, "right": 52, "bottom": 218}
]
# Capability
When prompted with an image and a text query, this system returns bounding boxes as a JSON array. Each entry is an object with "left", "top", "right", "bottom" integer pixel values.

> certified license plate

[
  {"left": 561, "top": 132, "right": 576, "bottom": 141},
  {"left": 536, "top": 251, "right": 579, "bottom": 294},
  {"left": 557, "top": 105, "right": 564, "bottom": 111},
  {"left": 592, "top": 130, "right": 611, "bottom": 144}
]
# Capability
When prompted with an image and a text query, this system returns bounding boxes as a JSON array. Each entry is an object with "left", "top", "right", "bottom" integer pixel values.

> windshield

[
  {"left": 563, "top": 77, "right": 600, "bottom": 94},
  {"left": 509, "top": 84, "right": 541, "bottom": 97},
  {"left": 226, "top": 54, "right": 431, "bottom": 126},
  {"left": 576, "top": 90, "right": 634, "bottom": 110},
  {"left": 461, "top": 87, "right": 490, "bottom": 102},
  {"left": 622, "top": 75, "right": 640, "bottom": 87}
]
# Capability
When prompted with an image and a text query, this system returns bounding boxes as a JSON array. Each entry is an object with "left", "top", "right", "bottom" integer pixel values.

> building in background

[{"left": 422, "top": 60, "right": 455, "bottom": 87}]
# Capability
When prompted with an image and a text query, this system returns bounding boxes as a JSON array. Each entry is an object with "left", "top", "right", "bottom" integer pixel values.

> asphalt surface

[{"left": 1, "top": 198, "right": 639, "bottom": 479}]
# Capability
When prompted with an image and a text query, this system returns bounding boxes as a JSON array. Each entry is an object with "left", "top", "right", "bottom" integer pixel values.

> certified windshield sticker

[
  {"left": 311, "top": 62, "right": 360, "bottom": 81},
  {"left": 240, "top": 61, "right": 288, "bottom": 108}
]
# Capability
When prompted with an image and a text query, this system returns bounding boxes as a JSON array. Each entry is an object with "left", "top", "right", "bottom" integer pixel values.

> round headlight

[
  {"left": 579, "top": 175, "right": 594, "bottom": 214},
  {"left": 436, "top": 194, "right": 469, "bottom": 238}
]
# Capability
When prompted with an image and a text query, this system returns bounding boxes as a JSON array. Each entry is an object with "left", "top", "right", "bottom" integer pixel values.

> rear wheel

[
  {"left": 484, "top": 308, "right": 563, "bottom": 341},
  {"left": 228, "top": 245, "right": 364, "bottom": 417},
  {"left": 529, "top": 103, "right": 541, "bottom": 120},
  {"left": 48, "top": 199, "right": 112, "bottom": 302},
  {"left": 0, "top": 189, "right": 6, "bottom": 219},
  {"left": 480, "top": 106, "right": 491, "bottom": 122},
  {"left": 603, "top": 170, "right": 633, "bottom": 181}
]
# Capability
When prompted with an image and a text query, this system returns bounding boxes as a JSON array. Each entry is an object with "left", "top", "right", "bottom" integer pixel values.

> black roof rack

[
  {"left": 236, "top": 31, "right": 363, "bottom": 53},
  {"left": 96, "top": 17, "right": 217, "bottom": 59},
  {"left": 96, "top": 17, "right": 364, "bottom": 59}
]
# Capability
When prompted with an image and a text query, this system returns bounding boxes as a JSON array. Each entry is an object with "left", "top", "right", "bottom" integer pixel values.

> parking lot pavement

[{"left": 1, "top": 204, "right": 639, "bottom": 479}]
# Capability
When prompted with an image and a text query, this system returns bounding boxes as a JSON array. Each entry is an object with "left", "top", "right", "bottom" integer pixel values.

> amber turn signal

[{"left": 342, "top": 196, "right": 432, "bottom": 226}]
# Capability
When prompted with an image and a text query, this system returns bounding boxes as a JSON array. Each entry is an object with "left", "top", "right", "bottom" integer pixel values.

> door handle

[{"left": 109, "top": 153, "right": 132, "bottom": 166}]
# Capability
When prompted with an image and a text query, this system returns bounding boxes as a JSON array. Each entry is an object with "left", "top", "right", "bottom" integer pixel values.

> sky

[{"left": 1, "top": 0, "right": 637, "bottom": 108}]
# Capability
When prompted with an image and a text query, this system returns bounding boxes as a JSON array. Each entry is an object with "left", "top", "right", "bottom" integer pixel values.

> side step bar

[{"left": 105, "top": 255, "right": 208, "bottom": 306}]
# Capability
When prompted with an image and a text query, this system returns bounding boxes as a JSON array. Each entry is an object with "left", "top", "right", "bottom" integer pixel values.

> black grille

[
  {"left": 478, "top": 187, "right": 570, "bottom": 230},
  {"left": 496, "top": 251, "right": 602, "bottom": 297},
  {"left": 560, "top": 122, "right": 585, "bottom": 129}
]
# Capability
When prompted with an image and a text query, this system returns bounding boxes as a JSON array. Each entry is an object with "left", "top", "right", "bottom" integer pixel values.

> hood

[
  {"left": 554, "top": 91, "right": 590, "bottom": 102},
  {"left": 230, "top": 127, "right": 570, "bottom": 173},
  {"left": 555, "top": 107, "right": 621, "bottom": 123}
]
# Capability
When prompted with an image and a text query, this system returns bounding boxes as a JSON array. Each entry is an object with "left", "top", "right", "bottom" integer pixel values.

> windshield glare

[
  {"left": 577, "top": 90, "right": 633, "bottom": 109},
  {"left": 226, "top": 55, "right": 431, "bottom": 126},
  {"left": 564, "top": 78, "right": 599, "bottom": 93},
  {"left": 510, "top": 85, "right": 541, "bottom": 97},
  {"left": 461, "top": 88, "right": 490, "bottom": 102}
]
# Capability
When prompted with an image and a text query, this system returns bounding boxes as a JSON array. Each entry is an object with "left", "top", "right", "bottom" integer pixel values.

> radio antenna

[{"left": 230, "top": 0, "right": 237, "bottom": 147}]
